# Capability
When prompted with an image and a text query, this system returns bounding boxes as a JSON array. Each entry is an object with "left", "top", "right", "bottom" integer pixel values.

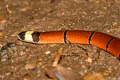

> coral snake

[{"left": 18, "top": 30, "right": 120, "bottom": 60}]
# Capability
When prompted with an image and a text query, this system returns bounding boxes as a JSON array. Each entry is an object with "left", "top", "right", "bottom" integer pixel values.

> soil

[{"left": 0, "top": 0, "right": 120, "bottom": 80}]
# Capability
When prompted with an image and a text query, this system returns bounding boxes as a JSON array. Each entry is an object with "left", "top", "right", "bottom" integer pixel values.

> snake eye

[{"left": 18, "top": 31, "right": 26, "bottom": 41}]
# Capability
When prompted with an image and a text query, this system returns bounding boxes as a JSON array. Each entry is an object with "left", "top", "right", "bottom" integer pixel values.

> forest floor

[{"left": 0, "top": 0, "right": 120, "bottom": 80}]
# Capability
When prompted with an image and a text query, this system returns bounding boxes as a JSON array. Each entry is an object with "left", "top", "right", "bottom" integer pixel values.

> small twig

[
  {"left": 52, "top": 48, "right": 63, "bottom": 67},
  {"left": 6, "top": 5, "right": 12, "bottom": 14}
]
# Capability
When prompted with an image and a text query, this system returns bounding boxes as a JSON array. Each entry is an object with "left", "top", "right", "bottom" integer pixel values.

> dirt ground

[{"left": 0, "top": 0, "right": 120, "bottom": 80}]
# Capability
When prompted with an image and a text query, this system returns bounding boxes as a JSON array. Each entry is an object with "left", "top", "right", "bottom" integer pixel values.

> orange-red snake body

[{"left": 18, "top": 30, "right": 120, "bottom": 59}]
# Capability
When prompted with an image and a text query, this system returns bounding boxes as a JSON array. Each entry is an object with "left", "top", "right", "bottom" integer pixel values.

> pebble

[
  {"left": 45, "top": 51, "right": 51, "bottom": 55},
  {"left": 37, "top": 58, "right": 43, "bottom": 65},
  {"left": 117, "top": 76, "right": 120, "bottom": 80},
  {"left": 85, "top": 57, "right": 92, "bottom": 63},
  {"left": 0, "top": 32, "right": 5, "bottom": 38},
  {"left": 0, "top": 42, "right": 17, "bottom": 62},
  {"left": 24, "top": 77, "right": 31, "bottom": 80},
  {"left": 0, "top": 18, "right": 7, "bottom": 30},
  {"left": 25, "top": 63, "right": 36, "bottom": 70},
  {"left": 20, "top": 51, "right": 26, "bottom": 56}
]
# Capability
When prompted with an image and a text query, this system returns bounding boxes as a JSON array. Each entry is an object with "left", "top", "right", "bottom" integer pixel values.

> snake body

[{"left": 18, "top": 30, "right": 120, "bottom": 59}]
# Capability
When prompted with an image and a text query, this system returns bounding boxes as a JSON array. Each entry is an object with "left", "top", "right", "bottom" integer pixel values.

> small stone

[
  {"left": 117, "top": 76, "right": 120, "bottom": 80},
  {"left": 0, "top": 32, "right": 5, "bottom": 38},
  {"left": 45, "top": 51, "right": 51, "bottom": 55},
  {"left": 0, "top": 44, "right": 3, "bottom": 49},
  {"left": 37, "top": 58, "right": 43, "bottom": 65},
  {"left": 25, "top": 63, "right": 36, "bottom": 70},
  {"left": 20, "top": 51, "right": 26, "bottom": 56},
  {"left": 24, "top": 77, "right": 31, "bottom": 80},
  {"left": 85, "top": 57, "right": 92, "bottom": 63}
]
